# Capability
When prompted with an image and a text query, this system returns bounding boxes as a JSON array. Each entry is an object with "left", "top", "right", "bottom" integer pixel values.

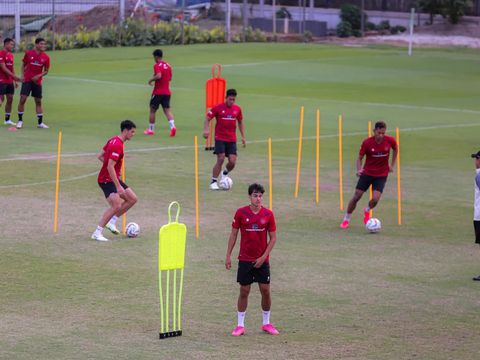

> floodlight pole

[
  {"left": 181, "top": 0, "right": 185, "bottom": 45},
  {"left": 242, "top": 0, "right": 247, "bottom": 42},
  {"left": 361, "top": 0, "right": 364, "bottom": 36},
  {"left": 302, "top": 0, "right": 306, "bottom": 42},
  {"left": 15, "top": 0, "right": 20, "bottom": 50},
  {"left": 226, "top": 0, "right": 231, "bottom": 42},
  {"left": 272, "top": 0, "right": 276, "bottom": 35},
  {"left": 52, "top": 0, "right": 56, "bottom": 50}
]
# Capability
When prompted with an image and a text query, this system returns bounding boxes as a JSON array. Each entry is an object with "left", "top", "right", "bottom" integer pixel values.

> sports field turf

[{"left": 1, "top": 43, "right": 480, "bottom": 359}]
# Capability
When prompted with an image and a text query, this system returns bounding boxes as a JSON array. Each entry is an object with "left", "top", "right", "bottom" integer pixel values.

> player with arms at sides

[
  {"left": 340, "top": 121, "right": 398, "bottom": 229},
  {"left": 92, "top": 120, "right": 138, "bottom": 242},
  {"left": 0, "top": 38, "right": 21, "bottom": 125},
  {"left": 17, "top": 38, "right": 50, "bottom": 129},
  {"left": 145, "top": 49, "right": 176, "bottom": 137},
  {"left": 226, "top": 183, "right": 279, "bottom": 336},
  {"left": 203, "top": 89, "right": 246, "bottom": 190}
]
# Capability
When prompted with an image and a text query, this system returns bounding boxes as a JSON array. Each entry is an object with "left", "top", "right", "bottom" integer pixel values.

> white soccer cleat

[
  {"left": 105, "top": 223, "right": 120, "bottom": 235},
  {"left": 210, "top": 182, "right": 219, "bottom": 190},
  {"left": 16, "top": 120, "right": 23, "bottom": 129},
  {"left": 91, "top": 233, "right": 109, "bottom": 242},
  {"left": 4, "top": 120, "right": 16, "bottom": 125},
  {"left": 38, "top": 123, "right": 49, "bottom": 129}
]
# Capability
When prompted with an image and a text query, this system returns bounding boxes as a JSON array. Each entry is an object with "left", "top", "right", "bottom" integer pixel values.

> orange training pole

[
  {"left": 368, "top": 121, "right": 372, "bottom": 217},
  {"left": 295, "top": 107, "right": 304, "bottom": 198},
  {"left": 54, "top": 131, "right": 62, "bottom": 232},
  {"left": 316, "top": 110, "right": 319, "bottom": 203},
  {"left": 195, "top": 136, "right": 199, "bottom": 237},
  {"left": 269, "top": 138, "right": 272, "bottom": 210},
  {"left": 339, "top": 115, "right": 343, "bottom": 210},
  {"left": 396, "top": 127, "right": 401, "bottom": 225}
]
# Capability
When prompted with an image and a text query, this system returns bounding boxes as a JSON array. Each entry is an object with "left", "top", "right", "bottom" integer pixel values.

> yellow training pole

[
  {"left": 396, "top": 127, "right": 402, "bottom": 225},
  {"left": 269, "top": 138, "right": 272, "bottom": 210},
  {"left": 339, "top": 115, "right": 343, "bottom": 210},
  {"left": 195, "top": 136, "right": 199, "bottom": 237},
  {"left": 295, "top": 106, "right": 304, "bottom": 198},
  {"left": 368, "top": 121, "right": 373, "bottom": 218},
  {"left": 54, "top": 131, "right": 62, "bottom": 232},
  {"left": 159, "top": 271, "right": 164, "bottom": 334},
  {"left": 316, "top": 110, "right": 319, "bottom": 203},
  {"left": 122, "top": 159, "right": 126, "bottom": 234}
]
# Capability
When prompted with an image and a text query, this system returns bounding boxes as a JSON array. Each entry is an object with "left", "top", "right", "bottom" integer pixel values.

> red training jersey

[
  {"left": 22, "top": 50, "right": 50, "bottom": 85},
  {"left": 152, "top": 61, "right": 172, "bottom": 96},
  {"left": 98, "top": 136, "right": 124, "bottom": 183},
  {"left": 232, "top": 206, "right": 276, "bottom": 262},
  {"left": 0, "top": 50, "right": 14, "bottom": 84},
  {"left": 359, "top": 135, "right": 397, "bottom": 177},
  {"left": 207, "top": 102, "right": 243, "bottom": 142}
]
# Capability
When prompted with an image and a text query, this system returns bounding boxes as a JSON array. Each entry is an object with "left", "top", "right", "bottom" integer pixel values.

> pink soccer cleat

[
  {"left": 170, "top": 127, "right": 177, "bottom": 137},
  {"left": 262, "top": 324, "right": 279, "bottom": 335},
  {"left": 232, "top": 326, "right": 245, "bottom": 336},
  {"left": 340, "top": 220, "right": 349, "bottom": 229},
  {"left": 144, "top": 130, "right": 155, "bottom": 135},
  {"left": 363, "top": 207, "right": 371, "bottom": 224}
]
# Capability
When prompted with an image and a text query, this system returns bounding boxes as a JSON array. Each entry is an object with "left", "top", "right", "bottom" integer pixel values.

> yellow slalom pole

[
  {"left": 269, "top": 138, "right": 272, "bottom": 210},
  {"left": 396, "top": 127, "right": 402, "bottom": 225},
  {"left": 166, "top": 269, "right": 170, "bottom": 332},
  {"left": 122, "top": 159, "right": 126, "bottom": 235},
  {"left": 54, "top": 131, "right": 62, "bottom": 232},
  {"left": 295, "top": 106, "right": 304, "bottom": 198},
  {"left": 368, "top": 121, "right": 373, "bottom": 218},
  {"left": 339, "top": 115, "right": 343, "bottom": 210},
  {"left": 316, "top": 110, "right": 319, "bottom": 203},
  {"left": 195, "top": 136, "right": 199, "bottom": 237},
  {"left": 173, "top": 269, "right": 177, "bottom": 331}
]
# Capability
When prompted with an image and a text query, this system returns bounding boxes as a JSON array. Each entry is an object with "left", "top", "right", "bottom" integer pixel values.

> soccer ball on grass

[
  {"left": 219, "top": 176, "right": 233, "bottom": 190},
  {"left": 366, "top": 218, "right": 381, "bottom": 233},
  {"left": 125, "top": 222, "right": 140, "bottom": 237}
]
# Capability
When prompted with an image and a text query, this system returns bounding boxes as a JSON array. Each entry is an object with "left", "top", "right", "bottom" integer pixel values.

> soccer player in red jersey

[
  {"left": 226, "top": 183, "right": 279, "bottom": 336},
  {"left": 16, "top": 38, "right": 50, "bottom": 129},
  {"left": 340, "top": 121, "right": 398, "bottom": 229},
  {"left": 145, "top": 49, "right": 176, "bottom": 136},
  {"left": 0, "top": 38, "right": 21, "bottom": 126},
  {"left": 203, "top": 89, "right": 246, "bottom": 190},
  {"left": 91, "top": 120, "right": 138, "bottom": 242}
]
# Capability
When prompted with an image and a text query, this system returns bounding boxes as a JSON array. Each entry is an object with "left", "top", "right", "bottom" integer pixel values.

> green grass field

[{"left": 1, "top": 43, "right": 480, "bottom": 359}]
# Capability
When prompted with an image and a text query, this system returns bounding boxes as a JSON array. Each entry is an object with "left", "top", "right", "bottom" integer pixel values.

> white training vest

[{"left": 475, "top": 169, "right": 480, "bottom": 221}]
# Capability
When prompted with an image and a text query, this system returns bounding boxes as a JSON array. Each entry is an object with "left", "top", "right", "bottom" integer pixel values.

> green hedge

[{"left": 17, "top": 19, "right": 267, "bottom": 51}]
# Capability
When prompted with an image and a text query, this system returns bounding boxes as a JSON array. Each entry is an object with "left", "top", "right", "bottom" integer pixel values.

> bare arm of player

[
  {"left": 238, "top": 119, "right": 246, "bottom": 148},
  {"left": 203, "top": 116, "right": 212, "bottom": 139},
  {"left": 0, "top": 62, "right": 20, "bottom": 82},
  {"left": 148, "top": 73, "right": 162, "bottom": 86},
  {"left": 98, "top": 149, "right": 106, "bottom": 163},
  {"left": 225, "top": 227, "right": 239, "bottom": 270},
  {"left": 107, "top": 158, "right": 126, "bottom": 197},
  {"left": 356, "top": 155, "right": 364, "bottom": 177},
  {"left": 32, "top": 68, "right": 48, "bottom": 83},
  {"left": 390, "top": 147, "right": 398, "bottom": 173},
  {"left": 20, "top": 63, "right": 26, "bottom": 82},
  {"left": 254, "top": 231, "right": 276, "bottom": 268}
]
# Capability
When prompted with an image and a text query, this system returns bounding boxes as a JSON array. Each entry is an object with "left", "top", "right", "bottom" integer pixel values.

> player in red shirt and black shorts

[
  {"left": 145, "top": 49, "right": 176, "bottom": 137},
  {"left": 17, "top": 38, "right": 50, "bottom": 129},
  {"left": 203, "top": 89, "right": 246, "bottom": 190},
  {"left": 0, "top": 38, "right": 21, "bottom": 126},
  {"left": 225, "top": 183, "right": 279, "bottom": 336},
  {"left": 91, "top": 120, "right": 138, "bottom": 242},
  {"left": 340, "top": 121, "right": 398, "bottom": 229}
]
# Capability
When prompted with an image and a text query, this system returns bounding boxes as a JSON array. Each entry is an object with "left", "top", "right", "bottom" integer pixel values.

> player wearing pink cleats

[
  {"left": 147, "top": 49, "right": 176, "bottom": 137},
  {"left": 226, "top": 183, "right": 278, "bottom": 337},
  {"left": 340, "top": 121, "right": 397, "bottom": 229},
  {"left": 262, "top": 324, "right": 279, "bottom": 335}
]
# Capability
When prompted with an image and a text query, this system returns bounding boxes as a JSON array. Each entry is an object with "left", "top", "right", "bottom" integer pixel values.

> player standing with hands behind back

[
  {"left": 17, "top": 38, "right": 50, "bottom": 129},
  {"left": 226, "top": 183, "right": 279, "bottom": 336},
  {"left": 340, "top": 121, "right": 397, "bottom": 229},
  {"left": 203, "top": 89, "right": 246, "bottom": 190}
]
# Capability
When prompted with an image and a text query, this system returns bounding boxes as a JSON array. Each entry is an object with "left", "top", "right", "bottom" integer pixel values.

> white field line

[
  {"left": 1, "top": 123, "right": 479, "bottom": 164},
  {"left": 0, "top": 171, "right": 99, "bottom": 189},
  {"left": 46, "top": 76, "right": 480, "bottom": 115}
]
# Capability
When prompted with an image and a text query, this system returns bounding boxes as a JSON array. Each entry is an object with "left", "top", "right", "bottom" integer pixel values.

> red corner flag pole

[{"left": 205, "top": 64, "right": 226, "bottom": 151}]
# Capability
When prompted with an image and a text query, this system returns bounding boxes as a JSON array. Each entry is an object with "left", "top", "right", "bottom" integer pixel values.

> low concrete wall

[{"left": 249, "top": 17, "right": 327, "bottom": 36}]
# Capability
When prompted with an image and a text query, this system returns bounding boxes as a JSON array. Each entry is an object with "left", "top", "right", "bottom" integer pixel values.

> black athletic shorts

[
  {"left": 214, "top": 140, "right": 237, "bottom": 156},
  {"left": 0, "top": 83, "right": 15, "bottom": 95},
  {"left": 20, "top": 81, "right": 42, "bottom": 98},
  {"left": 356, "top": 173, "right": 388, "bottom": 193},
  {"left": 474, "top": 221, "right": 480, "bottom": 244},
  {"left": 98, "top": 180, "right": 129, "bottom": 198},
  {"left": 150, "top": 94, "right": 171, "bottom": 110},
  {"left": 237, "top": 260, "right": 270, "bottom": 286}
]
